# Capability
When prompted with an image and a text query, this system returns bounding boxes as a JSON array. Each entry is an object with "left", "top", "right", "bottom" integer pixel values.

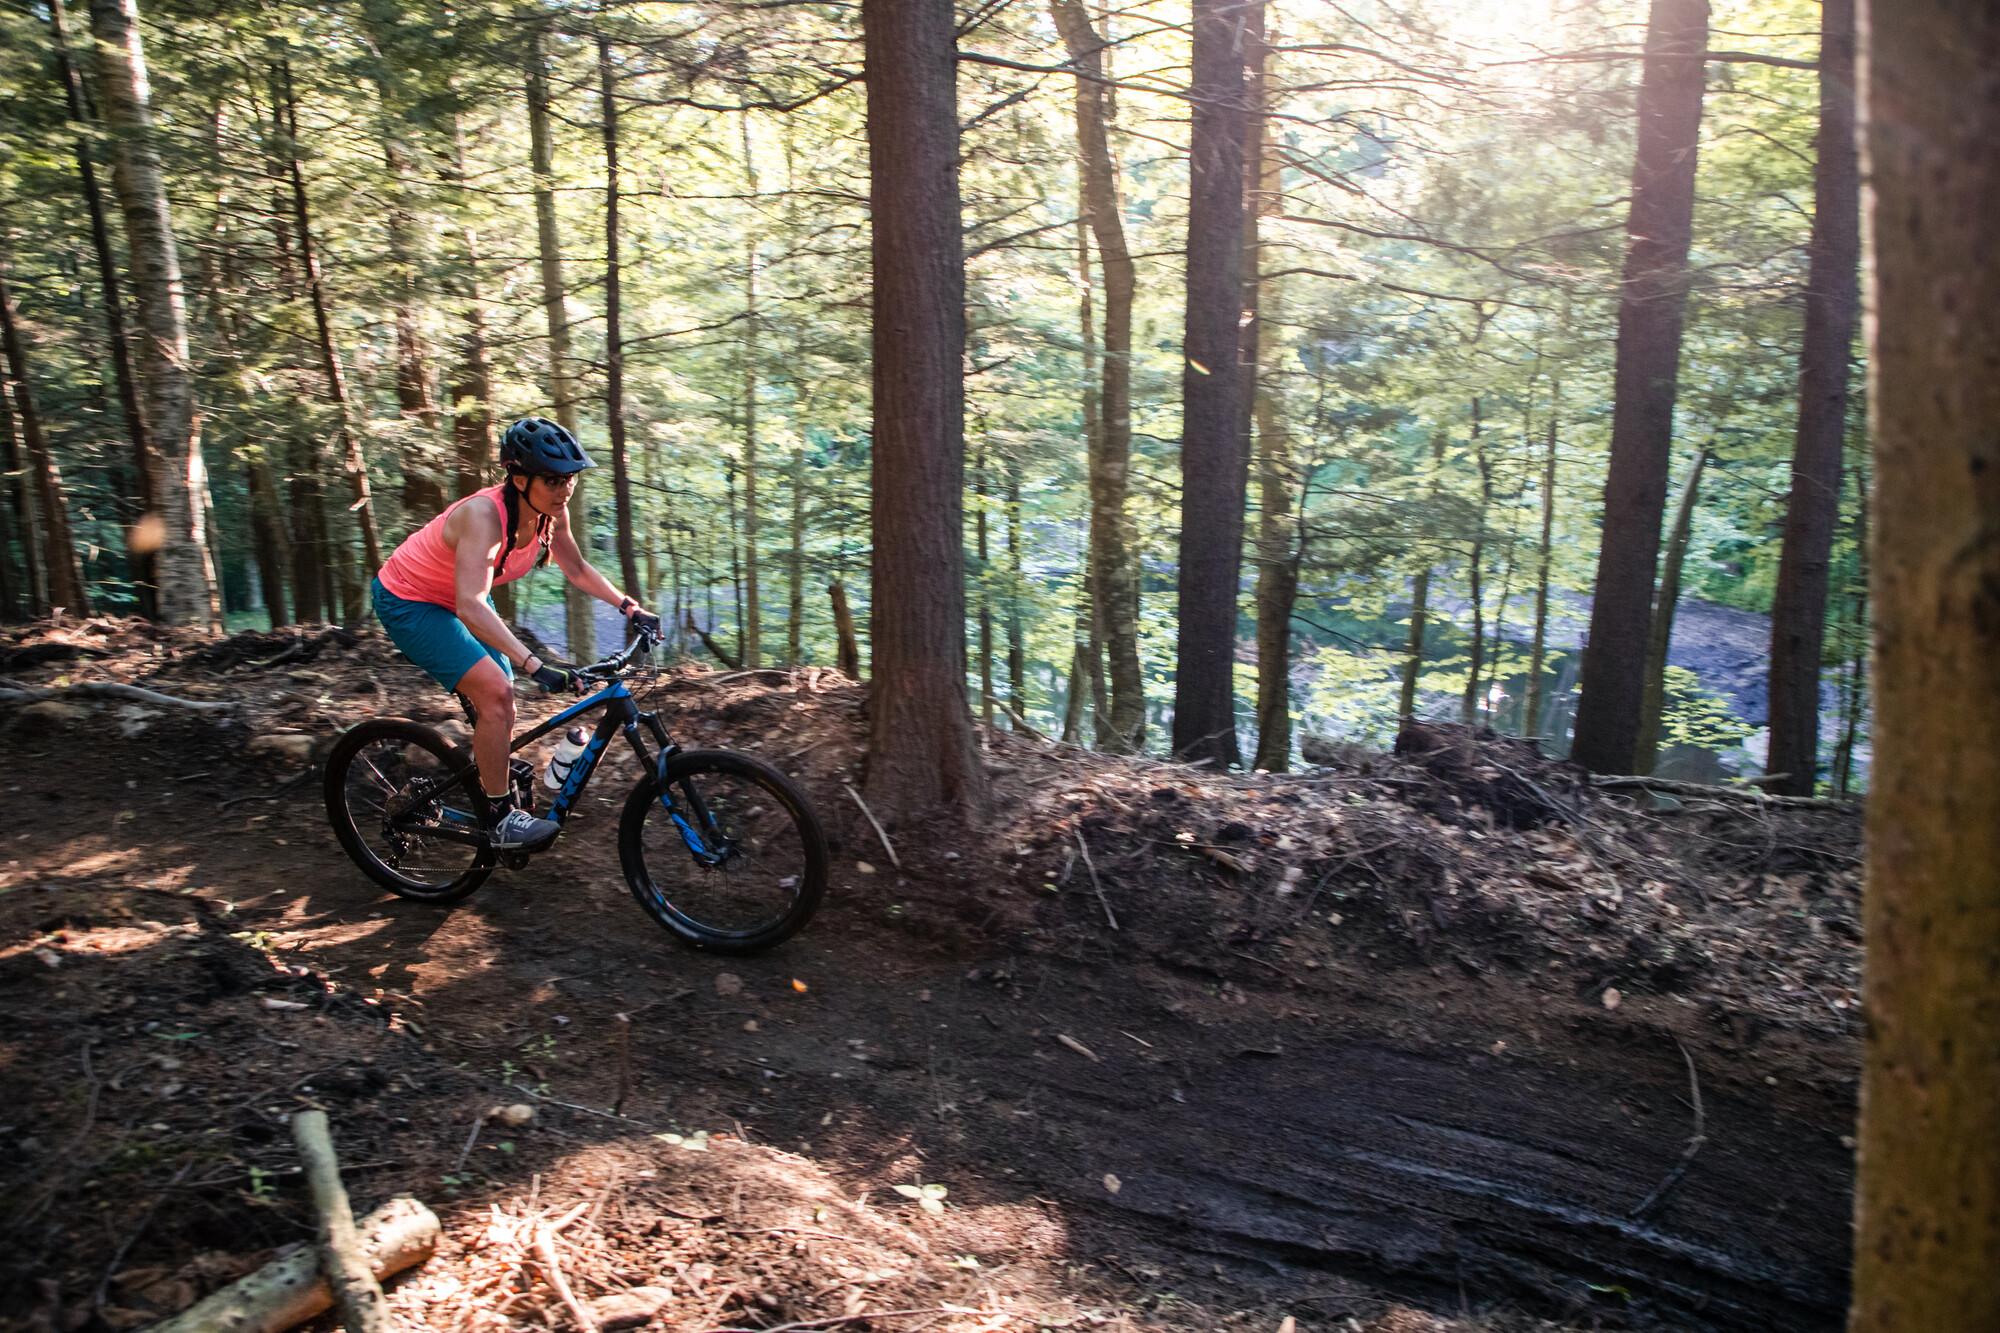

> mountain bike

[{"left": 322, "top": 627, "right": 828, "bottom": 953}]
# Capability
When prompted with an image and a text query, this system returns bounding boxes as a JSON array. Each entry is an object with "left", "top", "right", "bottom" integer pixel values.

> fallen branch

[
  {"left": 535, "top": 1224, "right": 598, "bottom": 1333},
  {"left": 1628, "top": 1038, "right": 1708, "bottom": 1220},
  {"left": 293, "top": 1109, "right": 393, "bottom": 1333},
  {"left": 1591, "top": 774, "right": 1854, "bottom": 810},
  {"left": 1074, "top": 828, "right": 1117, "bottom": 930},
  {"left": 1001, "top": 700, "right": 1047, "bottom": 742},
  {"left": 844, "top": 782, "right": 901, "bottom": 870},
  {"left": 701, "top": 1309, "right": 1004, "bottom": 1333},
  {"left": 150, "top": 1195, "right": 437, "bottom": 1333},
  {"left": 683, "top": 611, "right": 742, "bottom": 670},
  {"left": 0, "top": 680, "right": 233, "bottom": 711}
]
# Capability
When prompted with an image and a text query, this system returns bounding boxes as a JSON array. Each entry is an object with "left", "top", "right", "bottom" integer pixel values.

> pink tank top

[{"left": 377, "top": 485, "right": 544, "bottom": 608}]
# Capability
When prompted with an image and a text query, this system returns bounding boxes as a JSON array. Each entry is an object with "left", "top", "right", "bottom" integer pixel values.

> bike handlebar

[{"left": 574, "top": 624, "right": 659, "bottom": 681}]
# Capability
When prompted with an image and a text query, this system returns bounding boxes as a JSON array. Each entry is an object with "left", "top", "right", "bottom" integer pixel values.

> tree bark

[
  {"left": 0, "top": 269, "right": 89, "bottom": 614},
  {"left": 1052, "top": 0, "right": 1144, "bottom": 752},
  {"left": 1524, "top": 404, "right": 1559, "bottom": 737},
  {"left": 446, "top": 114, "right": 497, "bottom": 505},
  {"left": 384, "top": 135, "right": 446, "bottom": 520},
  {"left": 1006, "top": 462, "right": 1025, "bottom": 717},
  {"left": 861, "top": 0, "right": 987, "bottom": 820},
  {"left": 599, "top": 36, "right": 643, "bottom": 629},
  {"left": 527, "top": 26, "right": 595, "bottom": 658},
  {"left": 1461, "top": 403, "right": 1489, "bottom": 726},
  {"left": 1634, "top": 447, "right": 1710, "bottom": 773},
  {"left": 1569, "top": 0, "right": 1709, "bottom": 774},
  {"left": 975, "top": 449, "right": 994, "bottom": 731},
  {"left": 829, "top": 579, "right": 860, "bottom": 680},
  {"left": 1766, "top": 0, "right": 1860, "bottom": 798},
  {"left": 1398, "top": 566, "right": 1430, "bottom": 721},
  {"left": 88, "top": 0, "right": 210, "bottom": 624},
  {"left": 0, "top": 384, "right": 45, "bottom": 614},
  {"left": 1171, "top": 0, "right": 1249, "bottom": 768},
  {"left": 1849, "top": 3, "right": 2000, "bottom": 1324},
  {"left": 739, "top": 111, "right": 762, "bottom": 668},
  {"left": 273, "top": 54, "right": 381, "bottom": 582},
  {"left": 51, "top": 0, "right": 155, "bottom": 617}
]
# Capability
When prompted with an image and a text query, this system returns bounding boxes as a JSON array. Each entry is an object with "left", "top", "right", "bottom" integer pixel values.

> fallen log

[
  {"left": 0, "top": 679, "right": 234, "bottom": 711},
  {"left": 145, "top": 1195, "right": 436, "bottom": 1333},
  {"left": 1589, "top": 774, "right": 1856, "bottom": 810}
]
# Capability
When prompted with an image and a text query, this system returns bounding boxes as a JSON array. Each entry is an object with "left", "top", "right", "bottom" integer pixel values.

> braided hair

[{"left": 494, "top": 472, "right": 556, "bottom": 579}]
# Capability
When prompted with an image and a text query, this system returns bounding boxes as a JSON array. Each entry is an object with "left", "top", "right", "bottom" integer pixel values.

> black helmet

[{"left": 501, "top": 417, "right": 596, "bottom": 477}]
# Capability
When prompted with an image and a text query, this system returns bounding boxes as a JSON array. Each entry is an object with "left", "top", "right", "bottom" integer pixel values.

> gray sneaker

[{"left": 489, "top": 807, "right": 560, "bottom": 851}]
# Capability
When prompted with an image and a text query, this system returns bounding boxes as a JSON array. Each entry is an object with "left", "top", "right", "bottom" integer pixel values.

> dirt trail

[{"left": 0, "top": 622, "right": 1860, "bottom": 1331}]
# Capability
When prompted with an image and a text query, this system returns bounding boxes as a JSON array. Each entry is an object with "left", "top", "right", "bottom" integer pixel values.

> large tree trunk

[
  {"left": 598, "top": 37, "right": 643, "bottom": 626},
  {"left": 0, "top": 269, "right": 89, "bottom": 614},
  {"left": 52, "top": 0, "right": 155, "bottom": 617},
  {"left": 1171, "top": 0, "right": 1249, "bottom": 768},
  {"left": 88, "top": 0, "right": 211, "bottom": 624},
  {"left": 526, "top": 26, "right": 594, "bottom": 659},
  {"left": 0, "top": 385, "right": 46, "bottom": 614},
  {"left": 1569, "top": 0, "right": 1709, "bottom": 774},
  {"left": 1849, "top": 3, "right": 2000, "bottom": 1324},
  {"left": 861, "top": 0, "right": 987, "bottom": 820},
  {"left": 1524, "top": 404, "right": 1559, "bottom": 737},
  {"left": 1633, "top": 447, "right": 1710, "bottom": 773},
  {"left": 1052, "top": 0, "right": 1144, "bottom": 752},
  {"left": 274, "top": 56, "right": 380, "bottom": 583},
  {"left": 1765, "top": 0, "right": 1860, "bottom": 798}
]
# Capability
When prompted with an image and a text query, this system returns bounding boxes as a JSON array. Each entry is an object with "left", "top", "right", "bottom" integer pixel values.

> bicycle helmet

[{"left": 501, "top": 417, "right": 596, "bottom": 477}]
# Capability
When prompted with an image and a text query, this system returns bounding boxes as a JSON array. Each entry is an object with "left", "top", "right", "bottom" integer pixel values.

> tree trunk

[
  {"left": 287, "top": 429, "right": 330, "bottom": 625},
  {"left": 527, "top": 26, "right": 594, "bottom": 658},
  {"left": 1171, "top": 0, "right": 1249, "bottom": 768},
  {"left": 1524, "top": 404, "right": 1560, "bottom": 737},
  {"left": 446, "top": 110, "right": 497, "bottom": 506},
  {"left": 1849, "top": 3, "right": 2000, "bottom": 1324},
  {"left": 1766, "top": 0, "right": 1861, "bottom": 798},
  {"left": 0, "top": 333, "right": 47, "bottom": 614},
  {"left": 274, "top": 55, "right": 380, "bottom": 582},
  {"left": 1461, "top": 404, "right": 1490, "bottom": 726},
  {"left": 739, "top": 111, "right": 762, "bottom": 668},
  {"left": 88, "top": 0, "right": 210, "bottom": 624},
  {"left": 1052, "top": 0, "right": 1144, "bottom": 753},
  {"left": 52, "top": 0, "right": 155, "bottom": 617},
  {"left": 975, "top": 449, "right": 994, "bottom": 731},
  {"left": 1006, "top": 463, "right": 1025, "bottom": 716},
  {"left": 1831, "top": 452, "right": 1868, "bottom": 797},
  {"left": 788, "top": 445, "right": 805, "bottom": 664},
  {"left": 828, "top": 579, "right": 860, "bottom": 680},
  {"left": 0, "top": 269, "right": 89, "bottom": 614},
  {"left": 1569, "top": 0, "right": 1709, "bottom": 774},
  {"left": 1398, "top": 566, "right": 1430, "bottom": 720},
  {"left": 246, "top": 452, "right": 289, "bottom": 627},
  {"left": 598, "top": 36, "right": 642, "bottom": 631},
  {"left": 861, "top": 0, "right": 986, "bottom": 820},
  {"left": 1634, "top": 447, "right": 1710, "bottom": 773}
]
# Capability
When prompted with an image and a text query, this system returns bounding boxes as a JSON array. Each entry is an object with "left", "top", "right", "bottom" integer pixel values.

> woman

[{"left": 373, "top": 417, "right": 660, "bottom": 850}]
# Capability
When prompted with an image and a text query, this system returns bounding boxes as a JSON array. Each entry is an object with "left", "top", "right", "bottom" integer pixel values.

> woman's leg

[{"left": 456, "top": 656, "right": 517, "bottom": 799}]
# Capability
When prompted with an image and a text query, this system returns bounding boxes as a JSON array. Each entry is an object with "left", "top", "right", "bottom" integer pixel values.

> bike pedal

[{"left": 498, "top": 851, "right": 532, "bottom": 870}]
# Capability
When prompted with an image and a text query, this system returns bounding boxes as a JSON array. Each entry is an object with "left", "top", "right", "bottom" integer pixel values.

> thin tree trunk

[
  {"left": 1570, "top": 0, "right": 1709, "bottom": 774},
  {"left": 285, "top": 430, "right": 327, "bottom": 625},
  {"left": 975, "top": 448, "right": 994, "bottom": 731},
  {"left": 52, "top": 0, "right": 154, "bottom": 617},
  {"left": 1006, "top": 463, "right": 1025, "bottom": 716},
  {"left": 788, "top": 445, "right": 804, "bottom": 665},
  {"left": 861, "top": 0, "right": 987, "bottom": 820},
  {"left": 1634, "top": 447, "right": 1710, "bottom": 773},
  {"left": 526, "top": 25, "right": 593, "bottom": 658},
  {"left": 1052, "top": 0, "right": 1143, "bottom": 752},
  {"left": 1064, "top": 206, "right": 1106, "bottom": 749},
  {"left": 383, "top": 140, "right": 444, "bottom": 519},
  {"left": 1850, "top": 3, "right": 2000, "bottom": 1321},
  {"left": 0, "top": 270, "right": 88, "bottom": 614},
  {"left": 1766, "top": 0, "right": 1860, "bottom": 798},
  {"left": 1831, "top": 451, "right": 1868, "bottom": 797},
  {"left": 1524, "top": 402, "right": 1560, "bottom": 737},
  {"left": 828, "top": 579, "right": 860, "bottom": 680},
  {"left": 275, "top": 55, "right": 380, "bottom": 580},
  {"left": 0, "top": 344, "right": 47, "bottom": 613},
  {"left": 598, "top": 36, "right": 642, "bottom": 629},
  {"left": 728, "top": 462, "right": 743, "bottom": 659},
  {"left": 88, "top": 0, "right": 209, "bottom": 623},
  {"left": 1398, "top": 567, "right": 1430, "bottom": 722},
  {"left": 739, "top": 110, "right": 761, "bottom": 668},
  {"left": 1172, "top": 0, "right": 1249, "bottom": 767},
  {"left": 1462, "top": 404, "right": 1490, "bottom": 726}
]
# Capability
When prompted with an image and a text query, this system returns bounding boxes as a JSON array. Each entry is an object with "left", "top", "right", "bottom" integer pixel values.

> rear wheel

[
  {"left": 324, "top": 719, "right": 494, "bottom": 903},
  {"left": 619, "top": 750, "right": 828, "bottom": 952}
]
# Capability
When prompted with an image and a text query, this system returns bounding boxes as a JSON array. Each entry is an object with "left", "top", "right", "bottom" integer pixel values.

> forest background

[{"left": 0, "top": 0, "right": 1865, "bottom": 793}]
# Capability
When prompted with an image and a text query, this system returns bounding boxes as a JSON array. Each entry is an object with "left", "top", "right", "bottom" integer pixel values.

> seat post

[{"left": 454, "top": 692, "right": 479, "bottom": 726}]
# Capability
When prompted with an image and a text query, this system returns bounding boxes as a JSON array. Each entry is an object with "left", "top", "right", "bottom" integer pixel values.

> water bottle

[{"left": 543, "top": 727, "right": 588, "bottom": 791}]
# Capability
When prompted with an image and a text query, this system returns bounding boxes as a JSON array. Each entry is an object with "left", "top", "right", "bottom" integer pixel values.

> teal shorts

[{"left": 371, "top": 578, "right": 513, "bottom": 693}]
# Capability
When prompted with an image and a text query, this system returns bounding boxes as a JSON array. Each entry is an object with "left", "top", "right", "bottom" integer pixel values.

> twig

[
  {"left": 613, "top": 1014, "right": 633, "bottom": 1116},
  {"left": 0, "top": 680, "right": 234, "bottom": 711},
  {"left": 844, "top": 783, "right": 901, "bottom": 870},
  {"left": 453, "top": 1111, "right": 486, "bottom": 1174},
  {"left": 535, "top": 1224, "right": 598, "bottom": 1333},
  {"left": 1627, "top": 1038, "right": 1708, "bottom": 1220},
  {"left": 701, "top": 1309, "right": 1004, "bottom": 1333},
  {"left": 510, "top": 1084, "right": 659, "bottom": 1130},
  {"left": 1074, "top": 828, "right": 1117, "bottom": 930}
]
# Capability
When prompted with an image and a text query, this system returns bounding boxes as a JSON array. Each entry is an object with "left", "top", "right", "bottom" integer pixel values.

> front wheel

[
  {"left": 619, "top": 750, "right": 828, "bottom": 953},
  {"left": 325, "top": 718, "right": 494, "bottom": 903}
]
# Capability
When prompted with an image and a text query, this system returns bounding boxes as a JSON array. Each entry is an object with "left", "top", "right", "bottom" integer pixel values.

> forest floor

[{"left": 0, "top": 617, "right": 1863, "bottom": 1333}]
